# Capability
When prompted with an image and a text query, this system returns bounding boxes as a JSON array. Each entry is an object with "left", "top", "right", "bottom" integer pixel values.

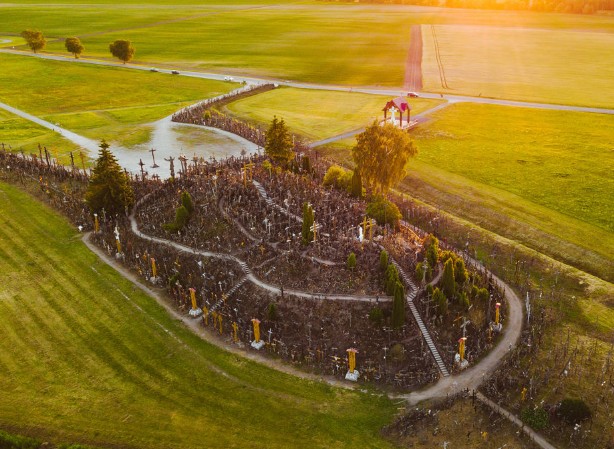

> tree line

[{"left": 20, "top": 30, "right": 136, "bottom": 63}]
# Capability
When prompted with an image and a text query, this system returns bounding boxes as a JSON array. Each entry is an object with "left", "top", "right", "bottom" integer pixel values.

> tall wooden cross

[{"left": 138, "top": 159, "right": 146, "bottom": 180}]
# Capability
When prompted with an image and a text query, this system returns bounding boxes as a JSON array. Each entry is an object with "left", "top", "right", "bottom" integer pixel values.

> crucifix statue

[{"left": 164, "top": 156, "right": 175, "bottom": 179}]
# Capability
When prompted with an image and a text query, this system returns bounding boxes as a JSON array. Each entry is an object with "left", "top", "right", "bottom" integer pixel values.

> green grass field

[
  {"left": 0, "top": 52, "right": 235, "bottom": 153},
  {"left": 221, "top": 87, "right": 442, "bottom": 140},
  {"left": 0, "top": 180, "right": 397, "bottom": 449},
  {"left": 2, "top": 1, "right": 613, "bottom": 105},
  {"left": 422, "top": 24, "right": 614, "bottom": 108}
]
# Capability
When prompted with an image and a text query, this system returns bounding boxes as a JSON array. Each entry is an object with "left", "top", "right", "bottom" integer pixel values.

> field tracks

[{"left": 430, "top": 25, "right": 450, "bottom": 90}]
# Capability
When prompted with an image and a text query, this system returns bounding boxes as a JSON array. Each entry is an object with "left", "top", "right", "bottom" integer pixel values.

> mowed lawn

[
  {"left": 0, "top": 52, "right": 235, "bottom": 152},
  {"left": 222, "top": 87, "right": 443, "bottom": 140},
  {"left": 0, "top": 181, "right": 397, "bottom": 449},
  {"left": 422, "top": 24, "right": 614, "bottom": 108}
]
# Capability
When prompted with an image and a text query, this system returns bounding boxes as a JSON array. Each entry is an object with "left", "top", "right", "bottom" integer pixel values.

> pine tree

[
  {"left": 264, "top": 116, "right": 294, "bottom": 165},
  {"left": 85, "top": 140, "right": 134, "bottom": 216},
  {"left": 454, "top": 257, "right": 468, "bottom": 284},
  {"left": 442, "top": 258, "right": 456, "bottom": 300},
  {"left": 347, "top": 252, "right": 357, "bottom": 270},
  {"left": 433, "top": 287, "right": 448, "bottom": 316},
  {"left": 391, "top": 281, "right": 406, "bottom": 328},
  {"left": 181, "top": 190, "right": 194, "bottom": 214}
]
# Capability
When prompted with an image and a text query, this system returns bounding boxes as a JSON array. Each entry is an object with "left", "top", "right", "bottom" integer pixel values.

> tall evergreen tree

[
  {"left": 391, "top": 281, "right": 406, "bottom": 328},
  {"left": 264, "top": 116, "right": 294, "bottom": 165},
  {"left": 85, "top": 140, "right": 134, "bottom": 216},
  {"left": 442, "top": 257, "right": 456, "bottom": 300}
]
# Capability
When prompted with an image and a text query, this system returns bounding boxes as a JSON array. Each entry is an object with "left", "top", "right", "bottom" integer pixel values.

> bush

[
  {"left": 391, "top": 281, "right": 405, "bottom": 329},
  {"left": 347, "top": 252, "right": 357, "bottom": 270},
  {"left": 379, "top": 249, "right": 388, "bottom": 272},
  {"left": 415, "top": 262, "right": 425, "bottom": 282},
  {"left": 521, "top": 406, "right": 549, "bottom": 430},
  {"left": 458, "top": 290, "right": 470, "bottom": 310},
  {"left": 390, "top": 343, "right": 406, "bottom": 362},
  {"left": 323, "top": 165, "right": 351, "bottom": 189},
  {"left": 426, "top": 283, "right": 434, "bottom": 296},
  {"left": 369, "top": 307, "right": 383, "bottom": 326},
  {"left": 181, "top": 190, "right": 194, "bottom": 214},
  {"left": 424, "top": 234, "right": 439, "bottom": 268},
  {"left": 454, "top": 258, "right": 468, "bottom": 284},
  {"left": 442, "top": 258, "right": 456, "bottom": 300},
  {"left": 559, "top": 398, "right": 591, "bottom": 424},
  {"left": 267, "top": 302, "right": 278, "bottom": 321},
  {"left": 350, "top": 169, "right": 363, "bottom": 198},
  {"left": 385, "top": 263, "right": 400, "bottom": 295},
  {"left": 366, "top": 196, "right": 401, "bottom": 228},
  {"left": 163, "top": 204, "right": 190, "bottom": 233},
  {"left": 433, "top": 287, "right": 447, "bottom": 316},
  {"left": 477, "top": 287, "right": 490, "bottom": 303}
]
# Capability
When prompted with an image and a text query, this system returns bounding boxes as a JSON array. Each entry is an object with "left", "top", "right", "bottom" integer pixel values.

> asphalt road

[{"left": 3, "top": 49, "right": 614, "bottom": 116}]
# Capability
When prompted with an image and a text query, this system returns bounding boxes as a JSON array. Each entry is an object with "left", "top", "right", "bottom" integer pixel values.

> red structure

[{"left": 383, "top": 97, "right": 411, "bottom": 127}]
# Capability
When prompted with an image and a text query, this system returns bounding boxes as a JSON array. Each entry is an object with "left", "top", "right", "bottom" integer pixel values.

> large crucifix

[{"left": 164, "top": 156, "right": 175, "bottom": 179}]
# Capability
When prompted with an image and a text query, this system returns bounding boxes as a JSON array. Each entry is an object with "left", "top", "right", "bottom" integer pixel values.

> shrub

[
  {"left": 347, "top": 252, "right": 357, "bottom": 270},
  {"left": 521, "top": 406, "right": 549, "bottom": 430},
  {"left": 369, "top": 307, "right": 384, "bottom": 326},
  {"left": 181, "top": 190, "right": 194, "bottom": 214},
  {"left": 415, "top": 262, "right": 425, "bottom": 282},
  {"left": 163, "top": 204, "right": 190, "bottom": 232},
  {"left": 390, "top": 343, "right": 406, "bottom": 362},
  {"left": 426, "top": 283, "right": 434, "bottom": 296},
  {"left": 379, "top": 249, "right": 389, "bottom": 272},
  {"left": 454, "top": 258, "right": 468, "bottom": 284},
  {"left": 391, "top": 282, "right": 405, "bottom": 328},
  {"left": 433, "top": 287, "right": 447, "bottom": 316},
  {"left": 385, "top": 263, "right": 400, "bottom": 295},
  {"left": 458, "top": 290, "right": 470, "bottom": 310},
  {"left": 350, "top": 169, "right": 363, "bottom": 198},
  {"left": 323, "top": 165, "right": 350, "bottom": 189},
  {"left": 267, "top": 302, "right": 278, "bottom": 321},
  {"left": 477, "top": 287, "right": 490, "bottom": 303},
  {"left": 442, "top": 258, "right": 456, "bottom": 300},
  {"left": 366, "top": 196, "right": 401, "bottom": 227},
  {"left": 424, "top": 234, "right": 439, "bottom": 268},
  {"left": 559, "top": 398, "right": 592, "bottom": 424}
]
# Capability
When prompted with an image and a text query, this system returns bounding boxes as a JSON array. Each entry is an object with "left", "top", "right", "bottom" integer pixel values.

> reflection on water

[{"left": 111, "top": 116, "right": 259, "bottom": 179}]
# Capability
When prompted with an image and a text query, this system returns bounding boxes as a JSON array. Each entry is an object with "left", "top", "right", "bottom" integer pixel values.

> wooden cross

[
  {"left": 178, "top": 154, "right": 188, "bottom": 175},
  {"left": 310, "top": 222, "right": 319, "bottom": 242},
  {"left": 79, "top": 151, "right": 87, "bottom": 175},
  {"left": 150, "top": 148, "right": 159, "bottom": 168},
  {"left": 138, "top": 159, "right": 146, "bottom": 180}
]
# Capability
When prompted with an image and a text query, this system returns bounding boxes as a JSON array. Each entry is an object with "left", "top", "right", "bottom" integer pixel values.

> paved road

[
  {"left": 3, "top": 49, "right": 614, "bottom": 115},
  {"left": 0, "top": 100, "right": 100, "bottom": 152}
]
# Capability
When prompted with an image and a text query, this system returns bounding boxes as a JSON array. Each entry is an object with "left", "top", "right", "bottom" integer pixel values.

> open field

[
  {"left": 423, "top": 24, "right": 614, "bottom": 108},
  {"left": 0, "top": 180, "right": 397, "bottom": 449},
  {"left": 221, "top": 87, "right": 442, "bottom": 140},
  {"left": 0, "top": 109, "right": 82, "bottom": 158},
  {"left": 1, "top": 2, "right": 613, "bottom": 105},
  {"left": 410, "top": 103, "right": 614, "bottom": 233},
  {"left": 0, "top": 52, "right": 235, "bottom": 151}
]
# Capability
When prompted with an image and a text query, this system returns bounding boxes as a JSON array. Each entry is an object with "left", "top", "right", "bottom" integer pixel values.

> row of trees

[{"left": 20, "top": 30, "right": 135, "bottom": 63}]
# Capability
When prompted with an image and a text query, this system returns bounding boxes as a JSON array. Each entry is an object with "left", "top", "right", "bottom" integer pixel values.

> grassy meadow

[
  {"left": 1, "top": 1, "right": 613, "bottom": 105},
  {"left": 422, "top": 25, "right": 614, "bottom": 108},
  {"left": 0, "top": 52, "right": 235, "bottom": 153},
  {"left": 221, "top": 87, "right": 443, "bottom": 140},
  {"left": 0, "top": 180, "right": 398, "bottom": 449}
]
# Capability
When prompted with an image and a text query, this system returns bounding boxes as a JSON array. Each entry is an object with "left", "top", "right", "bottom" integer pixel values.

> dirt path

[{"left": 404, "top": 25, "right": 423, "bottom": 91}]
